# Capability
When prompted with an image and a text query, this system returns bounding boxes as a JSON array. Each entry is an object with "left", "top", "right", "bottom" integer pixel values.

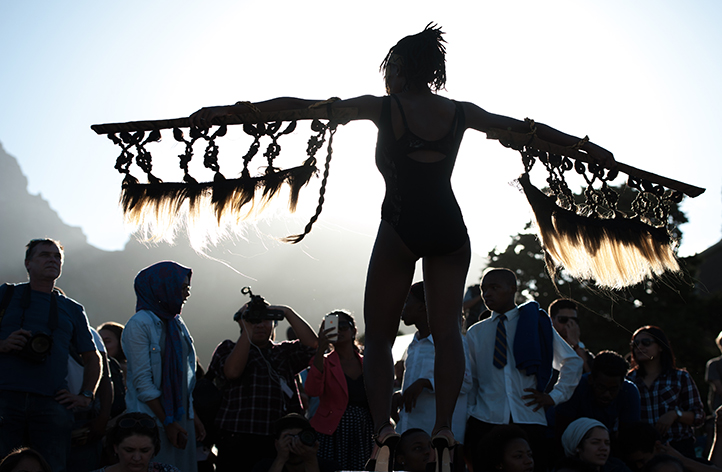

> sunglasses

[
  {"left": 631, "top": 338, "right": 656, "bottom": 348},
  {"left": 338, "top": 321, "right": 353, "bottom": 331},
  {"left": 556, "top": 316, "right": 578, "bottom": 324},
  {"left": 118, "top": 418, "right": 157, "bottom": 429}
]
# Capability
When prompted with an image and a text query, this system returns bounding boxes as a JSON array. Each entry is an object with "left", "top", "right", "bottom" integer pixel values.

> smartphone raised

[{"left": 325, "top": 313, "right": 339, "bottom": 342}]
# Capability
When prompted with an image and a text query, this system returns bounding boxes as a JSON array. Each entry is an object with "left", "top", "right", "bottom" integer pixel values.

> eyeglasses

[
  {"left": 556, "top": 316, "right": 578, "bottom": 324},
  {"left": 118, "top": 418, "right": 157, "bottom": 429},
  {"left": 631, "top": 338, "right": 655, "bottom": 348}
]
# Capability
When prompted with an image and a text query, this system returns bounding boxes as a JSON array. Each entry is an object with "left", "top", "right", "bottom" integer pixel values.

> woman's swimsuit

[{"left": 375, "top": 94, "right": 468, "bottom": 256}]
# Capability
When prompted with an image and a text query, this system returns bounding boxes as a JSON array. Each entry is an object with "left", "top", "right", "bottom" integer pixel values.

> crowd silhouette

[
  {"left": 0, "top": 22, "right": 713, "bottom": 472},
  {"left": 1, "top": 237, "right": 721, "bottom": 472}
]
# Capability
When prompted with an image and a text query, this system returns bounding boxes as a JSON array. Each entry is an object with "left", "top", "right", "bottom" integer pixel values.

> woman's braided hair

[{"left": 380, "top": 23, "right": 447, "bottom": 92}]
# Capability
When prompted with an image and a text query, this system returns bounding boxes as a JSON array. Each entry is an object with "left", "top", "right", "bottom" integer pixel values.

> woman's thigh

[
  {"left": 363, "top": 221, "right": 418, "bottom": 342},
  {"left": 423, "top": 238, "right": 471, "bottom": 331}
]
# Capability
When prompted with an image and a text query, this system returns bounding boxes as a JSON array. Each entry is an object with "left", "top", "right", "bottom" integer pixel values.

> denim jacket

[{"left": 122, "top": 310, "right": 196, "bottom": 420}]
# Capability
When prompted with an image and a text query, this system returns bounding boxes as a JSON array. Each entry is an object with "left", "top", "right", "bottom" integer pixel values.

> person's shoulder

[
  {"left": 276, "top": 339, "right": 315, "bottom": 356},
  {"left": 577, "top": 372, "right": 592, "bottom": 387},
  {"left": 56, "top": 291, "right": 85, "bottom": 312},
  {"left": 319, "top": 456, "right": 342, "bottom": 472},
  {"left": 274, "top": 339, "right": 301, "bottom": 349},
  {"left": 126, "top": 310, "right": 159, "bottom": 326},
  {"left": 322, "top": 348, "right": 340, "bottom": 361},
  {"left": 468, "top": 316, "right": 492, "bottom": 331},
  {"left": 249, "top": 457, "right": 274, "bottom": 472},
  {"left": 212, "top": 339, "right": 236, "bottom": 357},
  {"left": 603, "top": 456, "right": 633, "bottom": 472},
  {"left": 674, "top": 368, "right": 695, "bottom": 381},
  {"left": 149, "top": 462, "right": 181, "bottom": 472},
  {"left": 621, "top": 377, "right": 639, "bottom": 389}
]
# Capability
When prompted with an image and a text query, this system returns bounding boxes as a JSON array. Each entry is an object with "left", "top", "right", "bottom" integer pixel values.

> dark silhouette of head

[
  {"left": 380, "top": 23, "right": 447, "bottom": 92},
  {"left": 107, "top": 412, "right": 162, "bottom": 457},
  {"left": 474, "top": 424, "right": 532, "bottom": 472},
  {"left": 629, "top": 326, "right": 676, "bottom": 376},
  {"left": 0, "top": 447, "right": 51, "bottom": 472}
]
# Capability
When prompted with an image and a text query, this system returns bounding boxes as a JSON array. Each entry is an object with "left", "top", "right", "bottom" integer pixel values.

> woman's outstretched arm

[
  {"left": 461, "top": 101, "right": 616, "bottom": 169},
  {"left": 189, "top": 95, "right": 384, "bottom": 128}
]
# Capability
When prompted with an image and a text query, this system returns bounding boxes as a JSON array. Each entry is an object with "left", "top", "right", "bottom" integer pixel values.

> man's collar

[{"left": 492, "top": 306, "right": 519, "bottom": 321}]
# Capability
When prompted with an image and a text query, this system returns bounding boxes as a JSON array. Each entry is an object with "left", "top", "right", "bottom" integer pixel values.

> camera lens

[
  {"left": 30, "top": 334, "right": 52, "bottom": 354},
  {"left": 298, "top": 429, "right": 316, "bottom": 446}
]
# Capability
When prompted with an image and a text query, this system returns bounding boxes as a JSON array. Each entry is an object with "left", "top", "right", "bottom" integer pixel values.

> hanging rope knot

[
  {"left": 524, "top": 118, "right": 537, "bottom": 136},
  {"left": 571, "top": 135, "right": 590, "bottom": 151}
]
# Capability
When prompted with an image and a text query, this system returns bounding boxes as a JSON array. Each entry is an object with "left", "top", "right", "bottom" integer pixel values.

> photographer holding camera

[
  {"left": 209, "top": 288, "right": 318, "bottom": 472},
  {"left": 251, "top": 414, "right": 338, "bottom": 472},
  {"left": 0, "top": 239, "right": 100, "bottom": 472}
]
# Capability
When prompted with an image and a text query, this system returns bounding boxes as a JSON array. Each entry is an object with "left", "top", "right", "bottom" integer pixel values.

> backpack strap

[{"left": 0, "top": 284, "right": 18, "bottom": 328}]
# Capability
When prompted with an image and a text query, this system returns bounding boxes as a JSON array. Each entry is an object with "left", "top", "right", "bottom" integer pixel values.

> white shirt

[
  {"left": 396, "top": 333, "right": 473, "bottom": 440},
  {"left": 466, "top": 306, "right": 582, "bottom": 425},
  {"left": 67, "top": 328, "right": 105, "bottom": 394}
]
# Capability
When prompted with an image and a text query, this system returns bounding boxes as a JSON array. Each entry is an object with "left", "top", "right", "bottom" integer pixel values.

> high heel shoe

[
  {"left": 430, "top": 428, "right": 457, "bottom": 472},
  {"left": 365, "top": 423, "right": 401, "bottom": 472}
]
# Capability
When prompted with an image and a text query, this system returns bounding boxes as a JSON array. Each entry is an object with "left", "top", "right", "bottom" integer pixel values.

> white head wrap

[{"left": 561, "top": 418, "right": 608, "bottom": 458}]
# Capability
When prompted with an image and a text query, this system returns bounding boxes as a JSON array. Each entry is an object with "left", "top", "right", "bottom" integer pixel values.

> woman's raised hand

[
  {"left": 189, "top": 105, "right": 232, "bottom": 129},
  {"left": 317, "top": 321, "right": 334, "bottom": 353},
  {"left": 585, "top": 142, "right": 616, "bottom": 170}
]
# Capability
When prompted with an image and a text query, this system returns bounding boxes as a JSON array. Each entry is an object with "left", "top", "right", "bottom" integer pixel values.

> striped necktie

[{"left": 493, "top": 314, "right": 507, "bottom": 369}]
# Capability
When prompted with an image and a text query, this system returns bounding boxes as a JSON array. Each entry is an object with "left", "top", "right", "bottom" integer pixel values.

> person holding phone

[{"left": 305, "top": 311, "right": 373, "bottom": 471}]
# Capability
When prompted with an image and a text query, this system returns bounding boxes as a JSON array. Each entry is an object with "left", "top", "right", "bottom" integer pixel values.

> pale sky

[{"left": 2, "top": 0, "right": 720, "bottom": 263}]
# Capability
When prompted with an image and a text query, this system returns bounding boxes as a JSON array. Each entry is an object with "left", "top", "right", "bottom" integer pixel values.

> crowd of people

[
  {"left": 1, "top": 238, "right": 721, "bottom": 472},
  {"left": 0, "top": 22, "right": 715, "bottom": 472}
]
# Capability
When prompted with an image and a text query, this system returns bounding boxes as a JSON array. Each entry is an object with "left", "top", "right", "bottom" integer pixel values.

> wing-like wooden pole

[
  {"left": 90, "top": 107, "right": 359, "bottom": 135},
  {"left": 91, "top": 109, "right": 704, "bottom": 198},
  {"left": 485, "top": 127, "right": 705, "bottom": 198}
]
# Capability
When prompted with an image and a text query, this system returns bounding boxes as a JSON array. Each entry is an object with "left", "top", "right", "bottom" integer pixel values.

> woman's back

[
  {"left": 375, "top": 93, "right": 467, "bottom": 257},
  {"left": 387, "top": 92, "right": 459, "bottom": 147}
]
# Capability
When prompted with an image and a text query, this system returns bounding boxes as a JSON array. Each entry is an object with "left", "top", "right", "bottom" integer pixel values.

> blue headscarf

[{"left": 134, "top": 261, "right": 192, "bottom": 425}]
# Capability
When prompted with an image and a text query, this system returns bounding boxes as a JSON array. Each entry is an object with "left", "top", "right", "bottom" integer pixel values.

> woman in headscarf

[
  {"left": 560, "top": 418, "right": 630, "bottom": 472},
  {"left": 122, "top": 261, "right": 205, "bottom": 472}
]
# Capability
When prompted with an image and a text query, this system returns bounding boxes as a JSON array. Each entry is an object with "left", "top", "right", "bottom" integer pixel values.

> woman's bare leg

[
  {"left": 423, "top": 240, "right": 471, "bottom": 436},
  {"left": 363, "top": 221, "right": 418, "bottom": 433}
]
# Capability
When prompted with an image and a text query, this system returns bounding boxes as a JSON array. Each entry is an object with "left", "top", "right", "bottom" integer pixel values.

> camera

[
  {"left": 15, "top": 332, "right": 53, "bottom": 363},
  {"left": 297, "top": 429, "right": 317, "bottom": 446},
  {"left": 234, "top": 287, "right": 285, "bottom": 323}
]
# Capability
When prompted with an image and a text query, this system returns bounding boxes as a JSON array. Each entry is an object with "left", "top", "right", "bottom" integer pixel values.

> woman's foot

[
  {"left": 430, "top": 428, "right": 456, "bottom": 472},
  {"left": 366, "top": 423, "right": 401, "bottom": 472}
]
